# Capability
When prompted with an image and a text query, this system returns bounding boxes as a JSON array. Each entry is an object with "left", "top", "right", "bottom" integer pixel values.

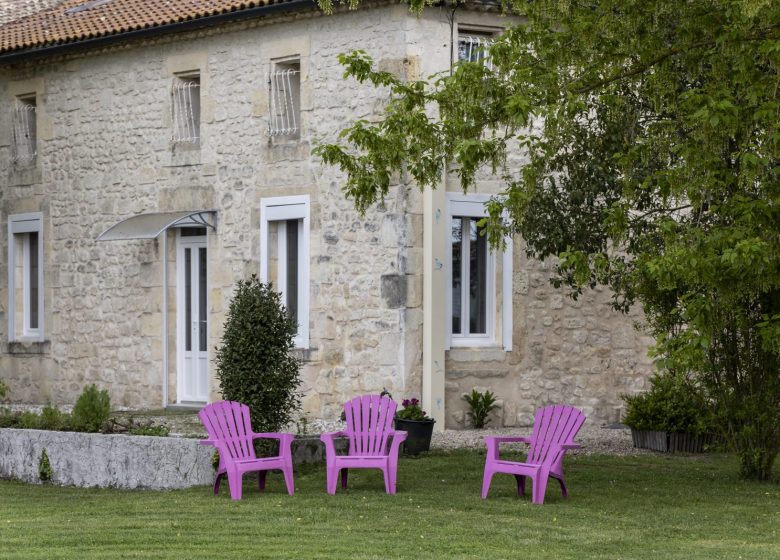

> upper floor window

[
  {"left": 8, "top": 213, "right": 44, "bottom": 341},
  {"left": 171, "top": 75, "right": 200, "bottom": 145},
  {"left": 12, "top": 95, "right": 37, "bottom": 164},
  {"left": 446, "top": 194, "right": 513, "bottom": 350},
  {"left": 260, "top": 195, "right": 310, "bottom": 348},
  {"left": 268, "top": 58, "right": 301, "bottom": 139},
  {"left": 458, "top": 31, "right": 495, "bottom": 70}
]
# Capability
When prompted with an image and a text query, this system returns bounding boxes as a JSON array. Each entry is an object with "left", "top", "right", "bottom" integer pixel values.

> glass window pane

[
  {"left": 198, "top": 247, "right": 207, "bottom": 352},
  {"left": 451, "top": 218, "right": 462, "bottom": 334},
  {"left": 286, "top": 220, "right": 299, "bottom": 328},
  {"left": 469, "top": 218, "right": 487, "bottom": 334},
  {"left": 185, "top": 248, "right": 191, "bottom": 352},
  {"left": 28, "top": 232, "right": 38, "bottom": 329}
]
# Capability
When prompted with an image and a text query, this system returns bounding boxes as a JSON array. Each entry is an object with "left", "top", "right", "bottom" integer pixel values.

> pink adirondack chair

[
  {"left": 320, "top": 395, "right": 407, "bottom": 495},
  {"left": 198, "top": 401, "right": 295, "bottom": 500},
  {"left": 482, "top": 404, "right": 586, "bottom": 505}
]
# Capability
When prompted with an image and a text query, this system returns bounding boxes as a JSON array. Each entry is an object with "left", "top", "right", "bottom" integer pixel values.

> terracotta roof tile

[{"left": 0, "top": 0, "right": 300, "bottom": 55}]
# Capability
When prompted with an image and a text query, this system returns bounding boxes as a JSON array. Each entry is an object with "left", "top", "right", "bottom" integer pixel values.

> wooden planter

[{"left": 631, "top": 429, "right": 716, "bottom": 453}]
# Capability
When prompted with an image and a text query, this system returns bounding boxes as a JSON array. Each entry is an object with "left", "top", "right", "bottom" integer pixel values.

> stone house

[{"left": 0, "top": 0, "right": 653, "bottom": 428}]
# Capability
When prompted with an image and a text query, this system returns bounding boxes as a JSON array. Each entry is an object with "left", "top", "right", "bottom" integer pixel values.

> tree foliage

[
  {"left": 315, "top": 0, "right": 780, "bottom": 479},
  {"left": 215, "top": 276, "right": 302, "bottom": 433}
]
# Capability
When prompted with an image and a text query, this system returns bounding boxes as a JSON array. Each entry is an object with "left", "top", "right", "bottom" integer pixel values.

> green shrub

[
  {"left": 128, "top": 423, "right": 170, "bottom": 437},
  {"left": 0, "top": 408, "right": 19, "bottom": 428},
  {"left": 463, "top": 389, "right": 499, "bottom": 429},
  {"left": 39, "top": 405, "right": 66, "bottom": 431},
  {"left": 215, "top": 275, "right": 302, "bottom": 433},
  {"left": 71, "top": 384, "right": 111, "bottom": 433},
  {"left": 38, "top": 448, "right": 53, "bottom": 482},
  {"left": 622, "top": 373, "right": 714, "bottom": 435},
  {"left": 18, "top": 411, "right": 41, "bottom": 429},
  {"left": 0, "top": 379, "right": 8, "bottom": 399}
]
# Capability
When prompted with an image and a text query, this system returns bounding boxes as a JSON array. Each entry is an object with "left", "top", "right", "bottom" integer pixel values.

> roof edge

[{"left": 0, "top": 0, "right": 318, "bottom": 63}]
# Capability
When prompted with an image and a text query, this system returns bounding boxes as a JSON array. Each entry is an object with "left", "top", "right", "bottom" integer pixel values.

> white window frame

[
  {"left": 171, "top": 75, "right": 200, "bottom": 144},
  {"left": 8, "top": 212, "right": 44, "bottom": 342},
  {"left": 268, "top": 58, "right": 301, "bottom": 138},
  {"left": 446, "top": 193, "right": 512, "bottom": 350},
  {"left": 12, "top": 95, "right": 37, "bottom": 164},
  {"left": 457, "top": 30, "right": 496, "bottom": 70},
  {"left": 260, "top": 195, "right": 310, "bottom": 349}
]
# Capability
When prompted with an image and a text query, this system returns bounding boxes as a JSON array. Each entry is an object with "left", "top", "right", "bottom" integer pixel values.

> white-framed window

[
  {"left": 8, "top": 212, "right": 44, "bottom": 342},
  {"left": 446, "top": 194, "right": 512, "bottom": 350},
  {"left": 12, "top": 95, "right": 37, "bottom": 164},
  {"left": 260, "top": 195, "right": 310, "bottom": 348},
  {"left": 457, "top": 30, "right": 495, "bottom": 70},
  {"left": 268, "top": 58, "right": 301, "bottom": 138},
  {"left": 171, "top": 74, "right": 200, "bottom": 144}
]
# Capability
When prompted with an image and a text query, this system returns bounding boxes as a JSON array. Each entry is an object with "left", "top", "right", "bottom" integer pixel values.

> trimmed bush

[
  {"left": 71, "top": 384, "right": 111, "bottom": 433},
  {"left": 623, "top": 373, "right": 714, "bottom": 435},
  {"left": 215, "top": 275, "right": 302, "bottom": 433}
]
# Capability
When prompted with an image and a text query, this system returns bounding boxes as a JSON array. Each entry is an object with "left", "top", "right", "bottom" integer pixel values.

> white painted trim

[
  {"left": 175, "top": 233, "right": 209, "bottom": 404},
  {"left": 8, "top": 212, "right": 43, "bottom": 342},
  {"left": 444, "top": 194, "right": 512, "bottom": 351},
  {"left": 260, "top": 195, "right": 310, "bottom": 349}
]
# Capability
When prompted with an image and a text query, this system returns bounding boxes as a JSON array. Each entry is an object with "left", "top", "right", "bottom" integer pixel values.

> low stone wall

[{"left": 0, "top": 430, "right": 347, "bottom": 490}]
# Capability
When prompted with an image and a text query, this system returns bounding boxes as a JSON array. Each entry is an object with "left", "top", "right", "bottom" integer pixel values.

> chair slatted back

[
  {"left": 198, "top": 401, "right": 256, "bottom": 461},
  {"left": 343, "top": 395, "right": 397, "bottom": 456},
  {"left": 528, "top": 405, "right": 586, "bottom": 466}
]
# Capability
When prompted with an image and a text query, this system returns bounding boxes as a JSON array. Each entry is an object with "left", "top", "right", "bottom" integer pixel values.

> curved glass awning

[{"left": 96, "top": 210, "right": 216, "bottom": 241}]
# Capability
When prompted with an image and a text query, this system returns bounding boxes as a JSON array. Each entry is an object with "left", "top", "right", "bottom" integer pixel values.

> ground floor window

[
  {"left": 8, "top": 212, "right": 44, "bottom": 341},
  {"left": 446, "top": 194, "right": 513, "bottom": 350},
  {"left": 260, "top": 195, "right": 310, "bottom": 348}
]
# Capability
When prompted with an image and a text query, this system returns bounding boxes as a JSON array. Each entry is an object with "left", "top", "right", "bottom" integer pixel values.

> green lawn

[{"left": 0, "top": 451, "right": 777, "bottom": 559}]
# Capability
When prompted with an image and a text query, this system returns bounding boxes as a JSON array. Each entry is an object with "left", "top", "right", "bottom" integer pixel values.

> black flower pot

[{"left": 394, "top": 418, "right": 435, "bottom": 455}]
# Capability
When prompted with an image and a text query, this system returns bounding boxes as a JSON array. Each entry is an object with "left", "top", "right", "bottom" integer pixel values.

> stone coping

[{"left": 0, "top": 429, "right": 345, "bottom": 490}]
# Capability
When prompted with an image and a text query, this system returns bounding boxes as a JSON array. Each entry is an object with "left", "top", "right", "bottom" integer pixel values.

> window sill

[
  {"left": 7, "top": 339, "right": 50, "bottom": 355},
  {"left": 7, "top": 165, "right": 42, "bottom": 186},
  {"left": 168, "top": 143, "right": 201, "bottom": 167}
]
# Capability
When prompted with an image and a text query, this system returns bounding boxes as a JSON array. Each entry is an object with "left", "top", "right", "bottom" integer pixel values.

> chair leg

[
  {"left": 213, "top": 472, "right": 225, "bottom": 495},
  {"left": 282, "top": 465, "right": 295, "bottom": 496},
  {"left": 481, "top": 468, "right": 494, "bottom": 499},
  {"left": 257, "top": 471, "right": 267, "bottom": 492},
  {"left": 227, "top": 469, "right": 243, "bottom": 501},
  {"left": 532, "top": 471, "right": 549, "bottom": 505},
  {"left": 514, "top": 475, "right": 526, "bottom": 497},
  {"left": 382, "top": 467, "right": 392, "bottom": 495},
  {"left": 556, "top": 476, "right": 568, "bottom": 499},
  {"left": 326, "top": 466, "right": 339, "bottom": 495},
  {"left": 341, "top": 468, "right": 348, "bottom": 489}
]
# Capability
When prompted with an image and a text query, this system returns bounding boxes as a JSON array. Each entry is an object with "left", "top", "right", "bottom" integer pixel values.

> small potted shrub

[
  {"left": 623, "top": 373, "right": 716, "bottom": 453},
  {"left": 393, "top": 398, "right": 435, "bottom": 455}
]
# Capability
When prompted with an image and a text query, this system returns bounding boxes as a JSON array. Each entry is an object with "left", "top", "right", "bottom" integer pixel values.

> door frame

[{"left": 175, "top": 230, "right": 209, "bottom": 404}]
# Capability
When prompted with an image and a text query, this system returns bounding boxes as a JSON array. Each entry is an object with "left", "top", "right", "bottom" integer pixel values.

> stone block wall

[{"left": 0, "top": 4, "right": 654, "bottom": 427}]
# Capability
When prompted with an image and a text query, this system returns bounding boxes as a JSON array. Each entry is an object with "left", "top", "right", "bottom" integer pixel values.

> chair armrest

[
  {"left": 198, "top": 439, "right": 216, "bottom": 446},
  {"left": 560, "top": 443, "right": 581, "bottom": 450},
  {"left": 387, "top": 430, "right": 408, "bottom": 442},
  {"left": 251, "top": 432, "right": 294, "bottom": 441},
  {"left": 320, "top": 431, "right": 348, "bottom": 442},
  {"left": 484, "top": 436, "right": 532, "bottom": 445}
]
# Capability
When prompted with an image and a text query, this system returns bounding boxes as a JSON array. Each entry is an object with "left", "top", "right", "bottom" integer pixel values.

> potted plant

[
  {"left": 622, "top": 373, "right": 717, "bottom": 453},
  {"left": 393, "top": 397, "right": 435, "bottom": 455}
]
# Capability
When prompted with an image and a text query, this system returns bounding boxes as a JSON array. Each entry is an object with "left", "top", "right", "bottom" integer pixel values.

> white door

[{"left": 176, "top": 232, "right": 209, "bottom": 403}]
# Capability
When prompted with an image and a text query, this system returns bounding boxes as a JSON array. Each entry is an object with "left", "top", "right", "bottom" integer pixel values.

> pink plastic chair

[
  {"left": 320, "top": 395, "right": 407, "bottom": 495},
  {"left": 198, "top": 401, "right": 295, "bottom": 500},
  {"left": 482, "top": 404, "right": 586, "bottom": 504}
]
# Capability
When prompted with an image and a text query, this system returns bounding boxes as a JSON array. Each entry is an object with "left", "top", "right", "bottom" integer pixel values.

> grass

[{"left": 0, "top": 451, "right": 777, "bottom": 559}]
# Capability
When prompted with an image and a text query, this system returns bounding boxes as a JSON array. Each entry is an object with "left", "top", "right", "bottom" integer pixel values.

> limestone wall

[{"left": 0, "top": 4, "right": 654, "bottom": 427}]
